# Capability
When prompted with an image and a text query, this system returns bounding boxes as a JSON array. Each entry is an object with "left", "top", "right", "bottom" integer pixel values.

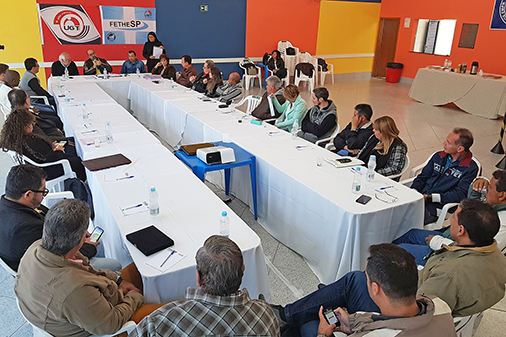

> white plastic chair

[
  {"left": 0, "top": 256, "right": 16, "bottom": 277},
  {"left": 30, "top": 96, "right": 49, "bottom": 105},
  {"left": 239, "top": 61, "right": 262, "bottom": 90},
  {"left": 387, "top": 155, "right": 410, "bottom": 181},
  {"left": 42, "top": 191, "right": 75, "bottom": 208},
  {"left": 315, "top": 123, "right": 340, "bottom": 147},
  {"left": 7, "top": 151, "right": 77, "bottom": 192},
  {"left": 234, "top": 95, "right": 262, "bottom": 115},
  {"left": 454, "top": 312, "right": 482, "bottom": 337},
  {"left": 318, "top": 62, "right": 335, "bottom": 85},
  {"left": 266, "top": 68, "right": 290, "bottom": 87},
  {"left": 295, "top": 52, "right": 318, "bottom": 92},
  {"left": 278, "top": 40, "right": 299, "bottom": 77}
]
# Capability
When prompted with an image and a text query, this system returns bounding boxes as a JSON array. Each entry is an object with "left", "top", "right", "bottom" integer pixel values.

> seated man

[
  {"left": 176, "top": 54, "right": 198, "bottom": 87},
  {"left": 121, "top": 50, "right": 147, "bottom": 74},
  {"left": 0, "top": 69, "right": 19, "bottom": 113},
  {"left": 0, "top": 63, "right": 9, "bottom": 86},
  {"left": 131, "top": 235, "right": 280, "bottom": 337},
  {"left": 83, "top": 49, "right": 113, "bottom": 75},
  {"left": 214, "top": 72, "right": 243, "bottom": 103},
  {"left": 190, "top": 59, "right": 214, "bottom": 93},
  {"left": 299, "top": 87, "right": 337, "bottom": 143},
  {"left": 273, "top": 199, "right": 506, "bottom": 336},
  {"left": 313, "top": 244, "right": 456, "bottom": 337},
  {"left": 15, "top": 198, "right": 165, "bottom": 336},
  {"left": 19, "top": 58, "right": 56, "bottom": 108},
  {"left": 394, "top": 170, "right": 506, "bottom": 265},
  {"left": 251, "top": 75, "right": 286, "bottom": 120},
  {"left": 332, "top": 103, "right": 373, "bottom": 156},
  {"left": 9, "top": 88, "right": 64, "bottom": 139},
  {"left": 51, "top": 52, "right": 79, "bottom": 77},
  {"left": 411, "top": 128, "right": 479, "bottom": 224},
  {"left": 0, "top": 165, "right": 120, "bottom": 272}
]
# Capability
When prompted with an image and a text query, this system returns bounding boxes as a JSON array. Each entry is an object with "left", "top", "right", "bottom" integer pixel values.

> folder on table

[
  {"left": 180, "top": 143, "right": 214, "bottom": 156},
  {"left": 82, "top": 154, "right": 131, "bottom": 171},
  {"left": 126, "top": 225, "right": 175, "bottom": 256}
]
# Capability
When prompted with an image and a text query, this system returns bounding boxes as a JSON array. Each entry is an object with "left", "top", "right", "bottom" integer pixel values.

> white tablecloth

[
  {"left": 409, "top": 68, "right": 506, "bottom": 119},
  {"left": 48, "top": 76, "right": 271, "bottom": 303},
  {"left": 50, "top": 76, "right": 424, "bottom": 284}
]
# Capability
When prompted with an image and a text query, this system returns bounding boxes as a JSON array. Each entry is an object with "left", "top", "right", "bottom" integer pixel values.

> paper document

[
  {"left": 153, "top": 46, "right": 163, "bottom": 58},
  {"left": 146, "top": 248, "right": 186, "bottom": 272},
  {"left": 119, "top": 201, "right": 149, "bottom": 216},
  {"left": 267, "top": 96, "right": 275, "bottom": 116},
  {"left": 80, "top": 136, "right": 106, "bottom": 146}
]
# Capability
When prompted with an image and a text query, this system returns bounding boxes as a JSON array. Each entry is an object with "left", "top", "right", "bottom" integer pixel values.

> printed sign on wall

[
  {"left": 491, "top": 0, "right": 506, "bottom": 29},
  {"left": 99, "top": 6, "right": 156, "bottom": 44},
  {"left": 38, "top": 4, "right": 101, "bottom": 44}
]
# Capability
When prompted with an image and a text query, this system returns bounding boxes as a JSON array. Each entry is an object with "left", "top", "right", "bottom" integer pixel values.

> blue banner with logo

[
  {"left": 99, "top": 6, "right": 156, "bottom": 44},
  {"left": 491, "top": 0, "right": 506, "bottom": 29}
]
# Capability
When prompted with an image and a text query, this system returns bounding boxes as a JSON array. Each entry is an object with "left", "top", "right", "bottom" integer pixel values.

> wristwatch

[{"left": 114, "top": 271, "right": 123, "bottom": 286}]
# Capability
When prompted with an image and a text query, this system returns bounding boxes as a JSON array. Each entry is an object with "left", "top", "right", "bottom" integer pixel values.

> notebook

[
  {"left": 82, "top": 154, "right": 131, "bottom": 171},
  {"left": 126, "top": 225, "right": 175, "bottom": 256},
  {"left": 180, "top": 143, "right": 214, "bottom": 156}
]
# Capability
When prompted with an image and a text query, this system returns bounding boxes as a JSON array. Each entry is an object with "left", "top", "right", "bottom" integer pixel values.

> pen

[
  {"left": 268, "top": 131, "right": 279, "bottom": 135},
  {"left": 379, "top": 186, "right": 393, "bottom": 190},
  {"left": 116, "top": 176, "right": 134, "bottom": 180},
  {"left": 295, "top": 145, "right": 309, "bottom": 149},
  {"left": 160, "top": 250, "right": 176, "bottom": 267},
  {"left": 81, "top": 129, "right": 98, "bottom": 134},
  {"left": 122, "top": 203, "right": 143, "bottom": 211}
]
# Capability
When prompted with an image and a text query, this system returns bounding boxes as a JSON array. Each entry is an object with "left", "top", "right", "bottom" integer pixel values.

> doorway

[{"left": 372, "top": 18, "right": 400, "bottom": 78}]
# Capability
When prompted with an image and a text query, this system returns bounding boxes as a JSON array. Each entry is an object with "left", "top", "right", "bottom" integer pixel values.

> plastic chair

[
  {"left": 318, "top": 61, "right": 335, "bottom": 85},
  {"left": 315, "top": 123, "right": 340, "bottom": 147},
  {"left": 294, "top": 52, "right": 318, "bottom": 92},
  {"left": 42, "top": 191, "right": 75, "bottom": 208},
  {"left": 278, "top": 40, "right": 299, "bottom": 77},
  {"left": 234, "top": 95, "right": 262, "bottom": 115},
  {"left": 7, "top": 151, "right": 77, "bottom": 192},
  {"left": 387, "top": 155, "right": 410, "bottom": 181},
  {"left": 454, "top": 312, "right": 482, "bottom": 337},
  {"left": 30, "top": 96, "right": 49, "bottom": 105},
  {"left": 239, "top": 61, "right": 262, "bottom": 90},
  {"left": 0, "top": 256, "right": 16, "bottom": 277}
]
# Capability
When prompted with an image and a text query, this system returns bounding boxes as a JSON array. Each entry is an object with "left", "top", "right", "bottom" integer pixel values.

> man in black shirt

[
  {"left": 51, "top": 52, "right": 79, "bottom": 77},
  {"left": 332, "top": 103, "right": 374, "bottom": 156}
]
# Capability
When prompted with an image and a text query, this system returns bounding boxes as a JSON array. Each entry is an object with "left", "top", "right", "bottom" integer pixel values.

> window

[{"left": 412, "top": 19, "right": 457, "bottom": 56}]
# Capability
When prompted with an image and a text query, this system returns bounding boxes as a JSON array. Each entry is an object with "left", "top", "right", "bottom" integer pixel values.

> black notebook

[
  {"left": 126, "top": 225, "right": 174, "bottom": 256},
  {"left": 82, "top": 153, "right": 131, "bottom": 171}
]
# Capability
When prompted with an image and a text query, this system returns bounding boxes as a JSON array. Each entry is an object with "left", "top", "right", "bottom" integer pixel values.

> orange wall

[
  {"left": 245, "top": 0, "right": 320, "bottom": 57},
  {"left": 380, "top": 0, "right": 506, "bottom": 78}
]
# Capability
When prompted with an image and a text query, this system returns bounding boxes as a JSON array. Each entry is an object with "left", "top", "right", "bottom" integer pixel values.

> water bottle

[
  {"left": 291, "top": 119, "right": 299, "bottom": 139},
  {"left": 149, "top": 186, "right": 159, "bottom": 216},
  {"left": 219, "top": 211, "right": 230, "bottom": 237},
  {"left": 480, "top": 188, "right": 487, "bottom": 202},
  {"left": 136, "top": 68, "right": 140, "bottom": 78},
  {"left": 64, "top": 67, "right": 69, "bottom": 80},
  {"left": 103, "top": 67, "right": 108, "bottom": 79},
  {"left": 105, "top": 122, "right": 113, "bottom": 143},
  {"left": 82, "top": 104, "right": 89, "bottom": 120},
  {"left": 366, "top": 155, "right": 376, "bottom": 182},
  {"left": 351, "top": 167, "right": 362, "bottom": 194}
]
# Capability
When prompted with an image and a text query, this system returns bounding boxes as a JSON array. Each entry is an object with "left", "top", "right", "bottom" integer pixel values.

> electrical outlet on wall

[{"left": 404, "top": 18, "right": 411, "bottom": 28}]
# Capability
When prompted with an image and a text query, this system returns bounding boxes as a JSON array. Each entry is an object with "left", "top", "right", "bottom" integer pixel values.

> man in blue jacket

[{"left": 411, "top": 128, "right": 478, "bottom": 224}]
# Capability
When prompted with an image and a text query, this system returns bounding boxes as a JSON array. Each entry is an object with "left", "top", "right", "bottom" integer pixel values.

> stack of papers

[{"left": 145, "top": 248, "right": 186, "bottom": 272}]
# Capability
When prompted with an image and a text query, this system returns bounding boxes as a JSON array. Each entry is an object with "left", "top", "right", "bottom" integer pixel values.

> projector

[{"left": 196, "top": 146, "right": 236, "bottom": 165}]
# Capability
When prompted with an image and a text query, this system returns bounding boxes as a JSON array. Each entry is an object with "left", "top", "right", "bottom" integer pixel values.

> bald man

[
  {"left": 83, "top": 49, "right": 112, "bottom": 75},
  {"left": 51, "top": 52, "right": 79, "bottom": 77},
  {"left": 0, "top": 70, "right": 20, "bottom": 111},
  {"left": 215, "top": 72, "right": 243, "bottom": 103}
]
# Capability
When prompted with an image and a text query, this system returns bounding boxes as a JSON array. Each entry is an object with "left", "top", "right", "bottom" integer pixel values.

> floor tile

[
  {"left": 474, "top": 309, "right": 506, "bottom": 337},
  {"left": 10, "top": 323, "right": 33, "bottom": 337},
  {"left": 0, "top": 297, "right": 27, "bottom": 336}
]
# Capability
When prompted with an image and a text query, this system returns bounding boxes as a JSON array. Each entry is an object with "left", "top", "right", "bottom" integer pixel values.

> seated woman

[
  {"left": 267, "top": 50, "right": 287, "bottom": 79},
  {"left": 357, "top": 116, "right": 407, "bottom": 179},
  {"left": 0, "top": 109, "right": 86, "bottom": 181},
  {"left": 204, "top": 67, "right": 224, "bottom": 98},
  {"left": 151, "top": 54, "right": 176, "bottom": 80},
  {"left": 272, "top": 84, "right": 308, "bottom": 132}
]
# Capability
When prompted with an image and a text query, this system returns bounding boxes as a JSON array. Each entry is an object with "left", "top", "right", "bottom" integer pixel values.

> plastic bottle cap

[
  {"left": 106, "top": 122, "right": 110, "bottom": 126},
  {"left": 150, "top": 187, "right": 156, "bottom": 192},
  {"left": 370, "top": 155, "right": 376, "bottom": 161},
  {"left": 356, "top": 167, "right": 361, "bottom": 171},
  {"left": 222, "top": 211, "right": 227, "bottom": 216}
]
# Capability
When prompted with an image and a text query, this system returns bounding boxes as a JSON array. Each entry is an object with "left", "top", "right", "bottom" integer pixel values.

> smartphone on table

[{"left": 356, "top": 195, "right": 372, "bottom": 205}]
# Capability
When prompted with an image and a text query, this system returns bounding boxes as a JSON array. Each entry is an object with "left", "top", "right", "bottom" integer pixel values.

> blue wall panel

[{"left": 155, "top": 0, "right": 247, "bottom": 76}]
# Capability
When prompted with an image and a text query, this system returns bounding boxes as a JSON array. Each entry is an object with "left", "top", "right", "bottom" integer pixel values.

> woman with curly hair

[
  {"left": 0, "top": 109, "right": 86, "bottom": 181},
  {"left": 204, "top": 67, "right": 223, "bottom": 98}
]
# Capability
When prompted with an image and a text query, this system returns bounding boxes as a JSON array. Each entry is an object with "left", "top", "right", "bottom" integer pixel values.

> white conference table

[
  {"left": 51, "top": 75, "right": 424, "bottom": 285},
  {"left": 49, "top": 77, "right": 271, "bottom": 304}
]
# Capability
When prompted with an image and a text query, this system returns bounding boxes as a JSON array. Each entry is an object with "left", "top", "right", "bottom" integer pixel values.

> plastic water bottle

[
  {"left": 64, "top": 67, "right": 69, "bottom": 80},
  {"left": 136, "top": 68, "right": 140, "bottom": 78},
  {"left": 82, "top": 104, "right": 89, "bottom": 120},
  {"left": 291, "top": 119, "right": 299, "bottom": 139},
  {"left": 103, "top": 67, "right": 108, "bottom": 79},
  {"left": 366, "top": 155, "right": 376, "bottom": 182},
  {"left": 351, "top": 167, "right": 362, "bottom": 194},
  {"left": 149, "top": 186, "right": 159, "bottom": 216},
  {"left": 105, "top": 122, "right": 113, "bottom": 143},
  {"left": 219, "top": 211, "right": 230, "bottom": 237},
  {"left": 480, "top": 188, "right": 488, "bottom": 202}
]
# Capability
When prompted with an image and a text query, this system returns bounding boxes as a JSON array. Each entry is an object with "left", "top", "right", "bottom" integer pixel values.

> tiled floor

[{"left": 1, "top": 76, "right": 506, "bottom": 336}]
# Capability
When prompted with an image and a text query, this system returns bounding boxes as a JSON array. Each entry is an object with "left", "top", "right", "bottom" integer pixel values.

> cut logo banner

[{"left": 38, "top": 4, "right": 101, "bottom": 44}]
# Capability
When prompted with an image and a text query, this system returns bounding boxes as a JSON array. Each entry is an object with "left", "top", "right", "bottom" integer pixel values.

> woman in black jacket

[
  {"left": 0, "top": 109, "right": 86, "bottom": 181},
  {"left": 267, "top": 50, "right": 287, "bottom": 79},
  {"left": 152, "top": 54, "right": 176, "bottom": 80},
  {"left": 142, "top": 31, "right": 166, "bottom": 72}
]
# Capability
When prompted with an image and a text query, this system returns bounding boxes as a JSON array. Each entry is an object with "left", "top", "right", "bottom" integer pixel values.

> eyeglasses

[
  {"left": 31, "top": 188, "right": 49, "bottom": 197},
  {"left": 375, "top": 190, "right": 398, "bottom": 204}
]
